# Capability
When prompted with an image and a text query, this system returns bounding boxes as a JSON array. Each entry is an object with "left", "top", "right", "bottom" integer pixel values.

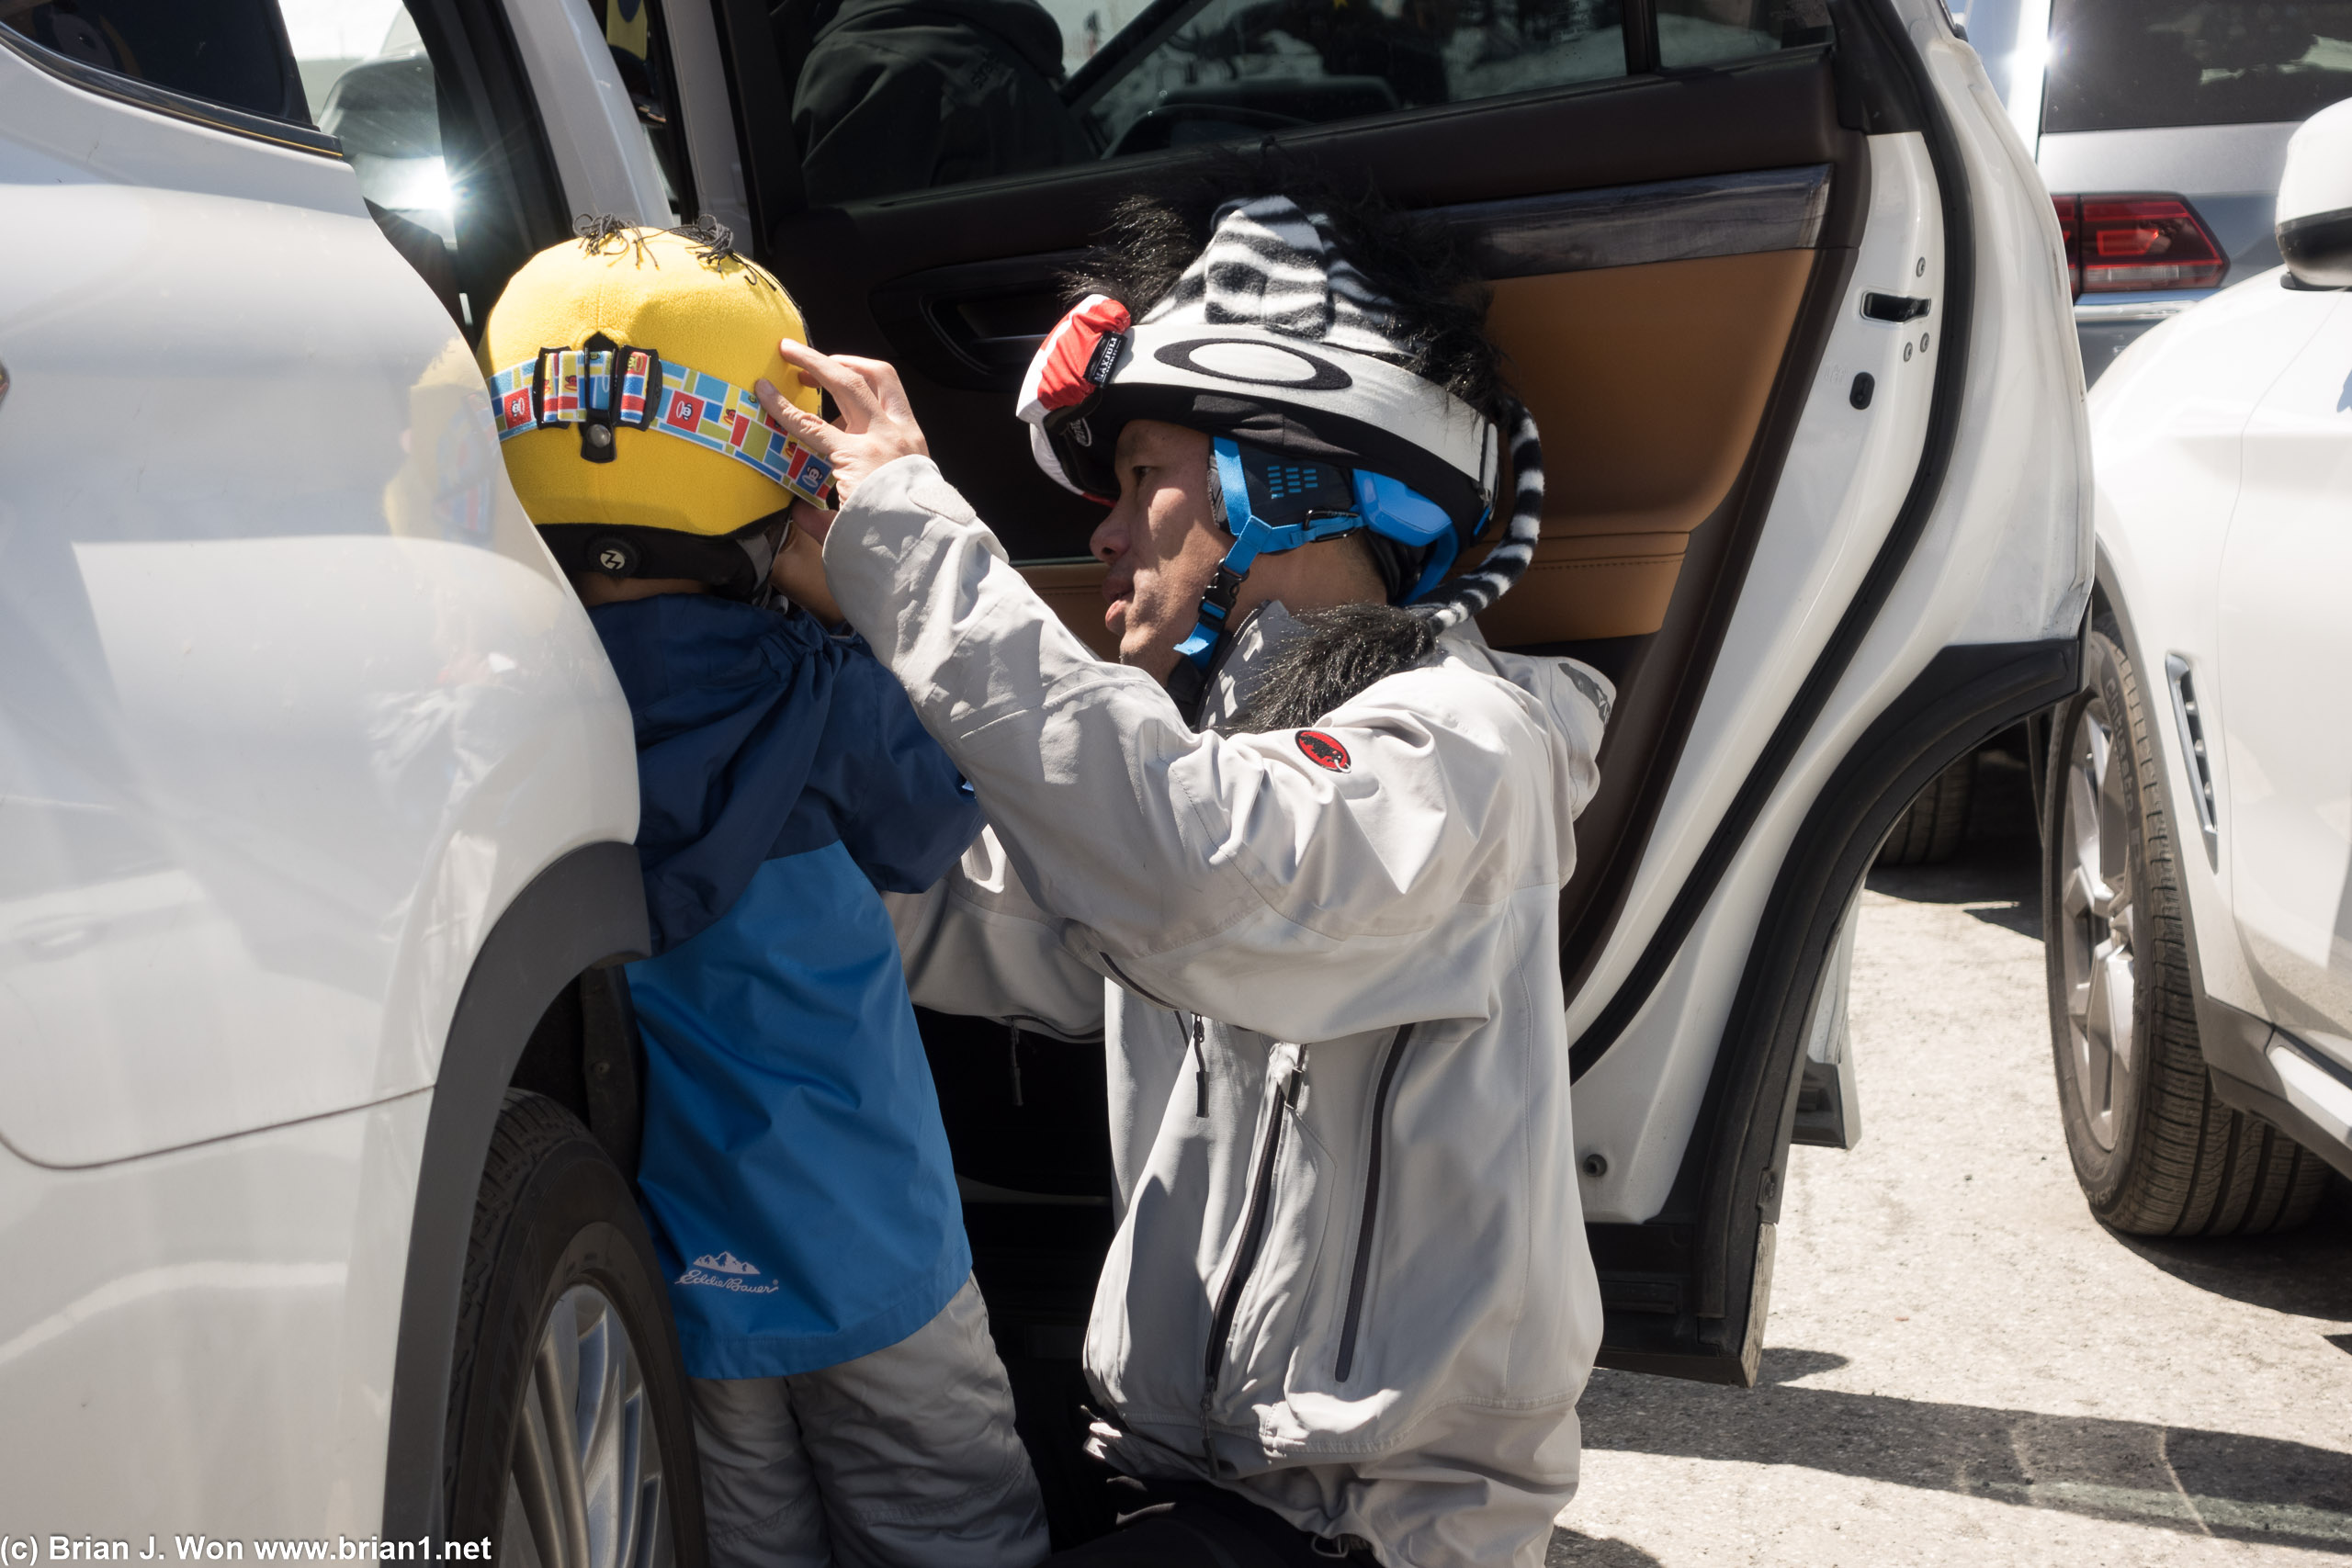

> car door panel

[
  {"left": 1475, "top": 246, "right": 1819, "bottom": 647},
  {"left": 1572, "top": 129, "right": 1944, "bottom": 1211},
  {"left": 0, "top": 22, "right": 633, "bottom": 1168}
]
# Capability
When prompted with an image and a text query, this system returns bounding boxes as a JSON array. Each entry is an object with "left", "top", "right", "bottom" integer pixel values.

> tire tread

[{"left": 442, "top": 1089, "right": 582, "bottom": 1487}]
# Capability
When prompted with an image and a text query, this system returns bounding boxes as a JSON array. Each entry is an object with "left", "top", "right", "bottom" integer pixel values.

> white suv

[
  {"left": 0, "top": 0, "right": 2084, "bottom": 1554},
  {"left": 2041, "top": 98, "right": 2352, "bottom": 1240}
]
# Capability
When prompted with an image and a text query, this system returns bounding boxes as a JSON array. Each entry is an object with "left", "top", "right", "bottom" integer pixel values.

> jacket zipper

[
  {"left": 1201, "top": 1055, "right": 1304, "bottom": 1421},
  {"left": 1334, "top": 1025, "right": 1413, "bottom": 1383},
  {"left": 1190, "top": 1015, "right": 1208, "bottom": 1118},
  {"left": 1098, "top": 951, "right": 1176, "bottom": 1010}
]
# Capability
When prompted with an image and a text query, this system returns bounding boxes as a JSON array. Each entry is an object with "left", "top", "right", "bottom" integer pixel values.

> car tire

[
  {"left": 2044, "top": 615, "right": 2331, "bottom": 1236},
  {"left": 1877, "top": 752, "right": 1975, "bottom": 866},
  {"left": 444, "top": 1089, "right": 706, "bottom": 1568}
]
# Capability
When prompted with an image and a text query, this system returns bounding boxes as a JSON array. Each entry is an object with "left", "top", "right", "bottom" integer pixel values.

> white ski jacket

[{"left": 826, "top": 457, "right": 1611, "bottom": 1568}]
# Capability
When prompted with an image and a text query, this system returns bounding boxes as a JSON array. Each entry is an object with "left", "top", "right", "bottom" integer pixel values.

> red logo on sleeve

[{"left": 1295, "top": 730, "right": 1351, "bottom": 772}]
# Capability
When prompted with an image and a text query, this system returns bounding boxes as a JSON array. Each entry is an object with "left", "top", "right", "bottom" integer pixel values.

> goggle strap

[{"left": 487, "top": 347, "right": 833, "bottom": 508}]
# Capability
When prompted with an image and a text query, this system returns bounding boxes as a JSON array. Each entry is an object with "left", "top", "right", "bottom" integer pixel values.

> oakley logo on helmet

[
  {"left": 1295, "top": 730, "right": 1351, "bottom": 772},
  {"left": 1155, "top": 338, "right": 1353, "bottom": 392}
]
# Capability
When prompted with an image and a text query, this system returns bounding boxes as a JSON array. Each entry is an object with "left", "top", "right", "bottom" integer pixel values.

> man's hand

[{"left": 754, "top": 341, "right": 928, "bottom": 513}]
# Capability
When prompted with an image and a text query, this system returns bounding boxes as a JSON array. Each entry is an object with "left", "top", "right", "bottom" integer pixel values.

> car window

[
  {"left": 786, "top": 0, "right": 1638, "bottom": 203},
  {"left": 1, "top": 0, "right": 308, "bottom": 122},
  {"left": 2044, "top": 0, "right": 2352, "bottom": 132},
  {"left": 785, "top": 0, "right": 1832, "bottom": 205},
  {"left": 280, "top": 0, "right": 568, "bottom": 339},
  {"left": 1072, "top": 0, "right": 1633, "bottom": 160},
  {"left": 1654, "top": 0, "right": 1829, "bottom": 69},
  {"left": 286, "top": 5, "right": 448, "bottom": 233}
]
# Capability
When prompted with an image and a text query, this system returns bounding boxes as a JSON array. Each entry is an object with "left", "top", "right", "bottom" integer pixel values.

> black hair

[
  {"left": 1220, "top": 603, "right": 1441, "bottom": 734},
  {"left": 1061, "top": 156, "right": 1504, "bottom": 420}
]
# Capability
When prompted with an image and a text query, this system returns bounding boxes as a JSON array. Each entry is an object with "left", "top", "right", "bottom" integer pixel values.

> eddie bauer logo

[
  {"left": 1295, "top": 730, "right": 1351, "bottom": 772},
  {"left": 678, "top": 1251, "right": 781, "bottom": 1294}
]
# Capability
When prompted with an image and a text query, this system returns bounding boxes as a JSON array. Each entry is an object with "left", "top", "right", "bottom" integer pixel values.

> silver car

[{"left": 1959, "top": 0, "right": 2352, "bottom": 379}]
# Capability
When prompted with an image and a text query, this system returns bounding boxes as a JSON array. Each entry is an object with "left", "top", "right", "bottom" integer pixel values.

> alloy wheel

[
  {"left": 500, "top": 1284, "right": 672, "bottom": 1568},
  {"left": 2058, "top": 695, "right": 2138, "bottom": 1151}
]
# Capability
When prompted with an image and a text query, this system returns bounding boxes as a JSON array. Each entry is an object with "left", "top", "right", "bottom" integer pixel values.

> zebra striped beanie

[{"left": 1017, "top": 195, "right": 1544, "bottom": 632}]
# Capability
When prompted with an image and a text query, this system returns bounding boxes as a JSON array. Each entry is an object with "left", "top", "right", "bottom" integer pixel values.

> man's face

[{"left": 1088, "top": 420, "right": 1227, "bottom": 679}]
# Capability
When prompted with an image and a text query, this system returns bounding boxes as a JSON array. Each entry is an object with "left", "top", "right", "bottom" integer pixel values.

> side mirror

[{"left": 2278, "top": 96, "right": 2352, "bottom": 289}]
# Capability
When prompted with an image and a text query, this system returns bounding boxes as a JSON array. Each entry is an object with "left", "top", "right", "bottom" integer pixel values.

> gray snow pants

[{"left": 690, "top": 1275, "right": 1048, "bottom": 1568}]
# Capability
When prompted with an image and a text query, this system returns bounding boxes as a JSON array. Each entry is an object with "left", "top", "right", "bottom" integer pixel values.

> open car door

[{"left": 684, "top": 0, "right": 2086, "bottom": 1502}]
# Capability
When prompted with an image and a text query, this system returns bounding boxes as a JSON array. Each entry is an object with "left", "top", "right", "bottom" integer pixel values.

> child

[{"left": 481, "top": 221, "right": 1046, "bottom": 1568}]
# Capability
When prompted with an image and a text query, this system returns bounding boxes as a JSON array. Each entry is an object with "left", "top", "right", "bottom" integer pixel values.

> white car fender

[{"left": 2084, "top": 268, "right": 2335, "bottom": 1021}]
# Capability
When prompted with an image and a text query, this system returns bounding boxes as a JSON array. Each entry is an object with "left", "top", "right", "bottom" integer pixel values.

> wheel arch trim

[{"left": 382, "top": 840, "right": 650, "bottom": 1541}]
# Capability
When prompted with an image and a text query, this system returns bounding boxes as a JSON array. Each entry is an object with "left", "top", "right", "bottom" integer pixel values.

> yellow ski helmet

[{"left": 480, "top": 220, "right": 828, "bottom": 592}]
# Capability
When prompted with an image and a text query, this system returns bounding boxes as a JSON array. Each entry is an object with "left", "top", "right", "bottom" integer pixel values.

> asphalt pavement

[{"left": 1551, "top": 750, "right": 2352, "bottom": 1565}]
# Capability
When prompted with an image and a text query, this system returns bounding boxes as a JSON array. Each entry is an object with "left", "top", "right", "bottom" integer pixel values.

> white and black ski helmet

[{"left": 1015, "top": 194, "right": 1544, "bottom": 634}]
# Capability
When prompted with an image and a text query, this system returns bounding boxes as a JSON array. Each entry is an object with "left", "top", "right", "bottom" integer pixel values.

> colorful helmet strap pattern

[{"left": 487, "top": 333, "right": 833, "bottom": 508}]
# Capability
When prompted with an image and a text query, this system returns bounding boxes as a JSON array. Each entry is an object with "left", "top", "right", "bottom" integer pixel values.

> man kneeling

[{"left": 764, "top": 188, "right": 1613, "bottom": 1568}]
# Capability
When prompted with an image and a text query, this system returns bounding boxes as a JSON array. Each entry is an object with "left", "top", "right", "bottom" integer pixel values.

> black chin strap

[{"left": 537, "top": 512, "right": 789, "bottom": 602}]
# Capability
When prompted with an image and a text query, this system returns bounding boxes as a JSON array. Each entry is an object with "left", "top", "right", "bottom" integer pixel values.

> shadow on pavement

[
  {"left": 2109, "top": 1183, "right": 2352, "bottom": 1321},
  {"left": 1756, "top": 1347, "right": 1849, "bottom": 1383},
  {"left": 1577, "top": 1363, "right": 2352, "bottom": 1551},
  {"left": 1544, "top": 1529, "right": 1665, "bottom": 1566},
  {"left": 1869, "top": 748, "right": 2352, "bottom": 1322},
  {"left": 1577, "top": 741, "right": 2352, "bottom": 1553}
]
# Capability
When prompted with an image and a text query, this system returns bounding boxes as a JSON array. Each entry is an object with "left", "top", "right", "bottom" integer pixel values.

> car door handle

[
  {"left": 1861, "top": 292, "right": 1932, "bottom": 322},
  {"left": 933, "top": 297, "right": 1055, "bottom": 374},
  {"left": 870, "top": 252, "right": 1086, "bottom": 392}
]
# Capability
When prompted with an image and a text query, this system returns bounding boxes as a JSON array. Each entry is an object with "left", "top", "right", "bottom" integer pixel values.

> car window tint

[
  {"left": 1077, "top": 0, "right": 1631, "bottom": 160},
  {"left": 577, "top": 0, "right": 697, "bottom": 222},
  {"left": 2, "top": 0, "right": 307, "bottom": 121},
  {"left": 784, "top": 0, "right": 1633, "bottom": 203},
  {"left": 1654, "top": 0, "right": 1829, "bottom": 70},
  {"left": 2045, "top": 0, "right": 2352, "bottom": 132}
]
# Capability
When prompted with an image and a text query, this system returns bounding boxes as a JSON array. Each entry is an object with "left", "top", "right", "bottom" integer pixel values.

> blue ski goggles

[{"left": 1175, "top": 437, "right": 1490, "bottom": 670}]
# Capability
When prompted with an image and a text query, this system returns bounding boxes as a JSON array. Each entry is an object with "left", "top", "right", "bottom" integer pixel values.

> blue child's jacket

[{"left": 592, "top": 592, "right": 983, "bottom": 1378}]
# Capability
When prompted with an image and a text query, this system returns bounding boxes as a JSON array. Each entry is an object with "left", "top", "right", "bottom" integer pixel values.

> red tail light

[
  {"left": 2053, "top": 194, "right": 2081, "bottom": 298},
  {"left": 2051, "top": 194, "right": 2226, "bottom": 297}
]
